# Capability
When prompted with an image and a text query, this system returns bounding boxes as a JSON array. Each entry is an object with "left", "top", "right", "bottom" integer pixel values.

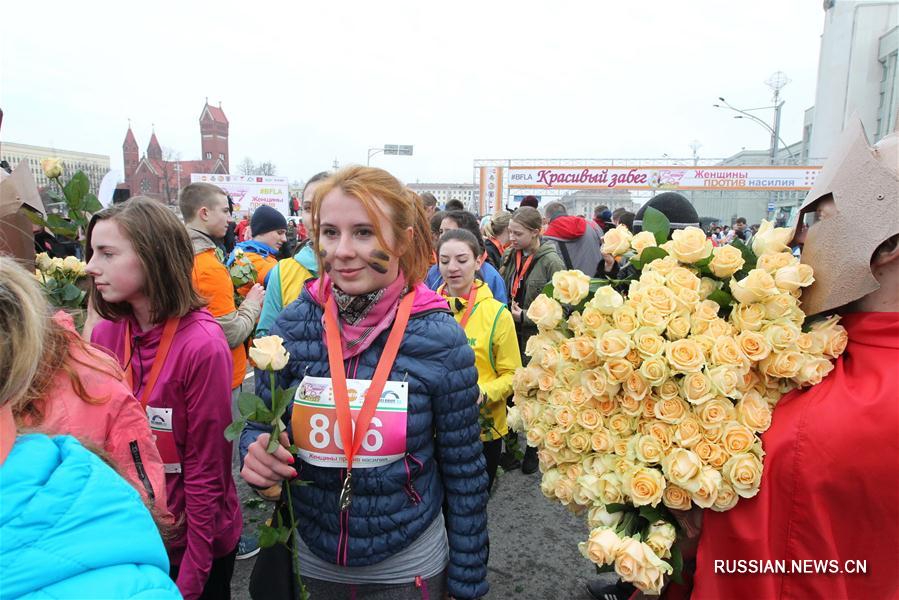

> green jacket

[{"left": 499, "top": 241, "right": 565, "bottom": 364}]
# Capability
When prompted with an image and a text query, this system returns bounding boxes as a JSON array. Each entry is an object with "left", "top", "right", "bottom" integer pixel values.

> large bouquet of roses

[{"left": 509, "top": 209, "right": 847, "bottom": 594}]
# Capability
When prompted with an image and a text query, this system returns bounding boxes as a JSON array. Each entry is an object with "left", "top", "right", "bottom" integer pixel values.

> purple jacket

[{"left": 92, "top": 308, "right": 241, "bottom": 600}]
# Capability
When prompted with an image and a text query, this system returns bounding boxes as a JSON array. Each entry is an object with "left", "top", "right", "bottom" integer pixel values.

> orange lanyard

[
  {"left": 442, "top": 283, "right": 478, "bottom": 330},
  {"left": 324, "top": 289, "right": 415, "bottom": 511},
  {"left": 124, "top": 317, "right": 180, "bottom": 409},
  {"left": 510, "top": 251, "right": 535, "bottom": 300}
]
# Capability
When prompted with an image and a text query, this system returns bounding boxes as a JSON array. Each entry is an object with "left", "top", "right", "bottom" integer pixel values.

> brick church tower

[{"left": 200, "top": 100, "right": 229, "bottom": 172}]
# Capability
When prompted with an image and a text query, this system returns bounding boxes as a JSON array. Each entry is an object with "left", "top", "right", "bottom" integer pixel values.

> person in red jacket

[{"left": 689, "top": 122, "right": 899, "bottom": 599}]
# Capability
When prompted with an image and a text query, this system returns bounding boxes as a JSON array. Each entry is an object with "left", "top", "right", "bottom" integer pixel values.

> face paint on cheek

[
  {"left": 318, "top": 249, "right": 333, "bottom": 273},
  {"left": 368, "top": 249, "right": 390, "bottom": 274}
]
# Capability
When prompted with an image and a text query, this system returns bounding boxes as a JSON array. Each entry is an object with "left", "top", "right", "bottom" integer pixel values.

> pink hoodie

[
  {"left": 92, "top": 308, "right": 241, "bottom": 600},
  {"left": 34, "top": 312, "right": 169, "bottom": 520}
]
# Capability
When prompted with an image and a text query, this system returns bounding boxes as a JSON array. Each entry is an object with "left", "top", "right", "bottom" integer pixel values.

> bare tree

[
  {"left": 237, "top": 157, "right": 255, "bottom": 176},
  {"left": 159, "top": 147, "right": 182, "bottom": 205},
  {"left": 237, "top": 157, "right": 278, "bottom": 177},
  {"left": 255, "top": 160, "right": 277, "bottom": 176}
]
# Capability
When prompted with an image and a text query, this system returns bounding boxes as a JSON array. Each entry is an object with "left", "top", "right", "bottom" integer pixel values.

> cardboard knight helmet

[{"left": 795, "top": 119, "right": 898, "bottom": 316}]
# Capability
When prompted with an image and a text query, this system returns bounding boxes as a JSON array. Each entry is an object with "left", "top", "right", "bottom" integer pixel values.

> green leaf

[
  {"left": 541, "top": 282, "right": 554, "bottom": 297},
  {"left": 82, "top": 193, "right": 103, "bottom": 214},
  {"left": 588, "top": 278, "right": 611, "bottom": 294},
  {"left": 277, "top": 526, "right": 292, "bottom": 545},
  {"left": 224, "top": 419, "right": 246, "bottom": 441},
  {"left": 638, "top": 246, "right": 668, "bottom": 266},
  {"left": 638, "top": 505, "right": 664, "bottom": 524},
  {"left": 257, "top": 523, "right": 281, "bottom": 548},
  {"left": 708, "top": 289, "right": 734, "bottom": 309},
  {"left": 670, "top": 546, "right": 685, "bottom": 584},
  {"left": 642, "top": 206, "right": 671, "bottom": 245},
  {"left": 46, "top": 214, "right": 78, "bottom": 238},
  {"left": 47, "top": 188, "right": 66, "bottom": 204},
  {"left": 731, "top": 239, "right": 758, "bottom": 272},
  {"left": 61, "top": 283, "right": 82, "bottom": 303},
  {"left": 23, "top": 210, "right": 47, "bottom": 228},
  {"left": 604, "top": 502, "right": 629, "bottom": 514},
  {"left": 694, "top": 254, "right": 713, "bottom": 268},
  {"left": 63, "top": 172, "right": 90, "bottom": 207},
  {"left": 266, "top": 421, "right": 286, "bottom": 453},
  {"left": 238, "top": 392, "right": 262, "bottom": 417}
]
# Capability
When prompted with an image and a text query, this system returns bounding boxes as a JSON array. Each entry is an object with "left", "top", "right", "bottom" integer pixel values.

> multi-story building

[
  {"left": 557, "top": 189, "right": 639, "bottom": 218},
  {"left": 408, "top": 183, "right": 479, "bottom": 212},
  {"left": 0, "top": 142, "right": 110, "bottom": 194}
]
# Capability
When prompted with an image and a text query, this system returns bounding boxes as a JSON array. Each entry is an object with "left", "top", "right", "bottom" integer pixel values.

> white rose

[{"left": 249, "top": 335, "right": 290, "bottom": 371}]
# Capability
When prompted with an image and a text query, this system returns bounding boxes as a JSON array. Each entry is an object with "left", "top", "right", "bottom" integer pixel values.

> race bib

[
  {"left": 146, "top": 406, "right": 181, "bottom": 474},
  {"left": 292, "top": 375, "right": 408, "bottom": 469}
]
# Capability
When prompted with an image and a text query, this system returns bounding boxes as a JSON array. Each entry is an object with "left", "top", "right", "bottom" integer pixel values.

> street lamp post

[{"left": 367, "top": 144, "right": 414, "bottom": 166}]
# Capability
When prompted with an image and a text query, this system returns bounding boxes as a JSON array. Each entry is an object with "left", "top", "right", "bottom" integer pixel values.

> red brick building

[{"left": 123, "top": 100, "right": 230, "bottom": 202}]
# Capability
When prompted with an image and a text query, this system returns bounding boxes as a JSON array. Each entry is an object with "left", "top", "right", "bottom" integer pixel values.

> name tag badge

[
  {"left": 293, "top": 375, "right": 408, "bottom": 469},
  {"left": 146, "top": 406, "right": 181, "bottom": 474}
]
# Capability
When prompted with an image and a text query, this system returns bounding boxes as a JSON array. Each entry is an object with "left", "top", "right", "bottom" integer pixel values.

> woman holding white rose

[
  {"left": 240, "top": 166, "right": 489, "bottom": 600},
  {"left": 498, "top": 206, "right": 565, "bottom": 474}
]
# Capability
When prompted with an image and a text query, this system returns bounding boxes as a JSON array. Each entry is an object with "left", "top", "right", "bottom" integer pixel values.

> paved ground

[{"left": 230, "top": 375, "right": 611, "bottom": 599}]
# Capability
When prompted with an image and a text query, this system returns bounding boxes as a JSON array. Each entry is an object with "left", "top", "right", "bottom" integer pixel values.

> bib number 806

[{"left": 309, "top": 413, "right": 384, "bottom": 452}]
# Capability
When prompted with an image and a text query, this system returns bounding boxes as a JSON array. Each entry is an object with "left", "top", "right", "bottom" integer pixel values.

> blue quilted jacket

[
  {"left": 0, "top": 434, "right": 181, "bottom": 599},
  {"left": 240, "top": 286, "right": 490, "bottom": 599}
]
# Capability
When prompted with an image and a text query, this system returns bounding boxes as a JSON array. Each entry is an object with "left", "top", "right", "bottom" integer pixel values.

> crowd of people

[{"left": 2, "top": 126, "right": 897, "bottom": 600}]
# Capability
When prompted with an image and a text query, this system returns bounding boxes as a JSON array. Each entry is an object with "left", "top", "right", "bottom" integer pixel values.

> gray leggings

[{"left": 301, "top": 571, "right": 446, "bottom": 600}]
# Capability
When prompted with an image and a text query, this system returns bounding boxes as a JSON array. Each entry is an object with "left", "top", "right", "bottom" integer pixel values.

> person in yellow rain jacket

[{"left": 437, "top": 228, "right": 521, "bottom": 492}]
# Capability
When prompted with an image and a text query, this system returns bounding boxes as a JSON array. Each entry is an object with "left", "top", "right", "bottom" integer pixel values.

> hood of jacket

[
  {"left": 544, "top": 215, "right": 588, "bottom": 240},
  {"left": 0, "top": 434, "right": 179, "bottom": 598},
  {"left": 188, "top": 227, "right": 218, "bottom": 255},
  {"left": 293, "top": 242, "right": 320, "bottom": 275}
]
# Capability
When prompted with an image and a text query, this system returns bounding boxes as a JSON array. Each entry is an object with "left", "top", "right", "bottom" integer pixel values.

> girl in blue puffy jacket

[{"left": 241, "top": 166, "right": 490, "bottom": 600}]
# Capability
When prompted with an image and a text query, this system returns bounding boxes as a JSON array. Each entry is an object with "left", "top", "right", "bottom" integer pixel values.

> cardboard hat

[
  {"left": 796, "top": 119, "right": 898, "bottom": 315},
  {"left": 0, "top": 161, "right": 45, "bottom": 263}
]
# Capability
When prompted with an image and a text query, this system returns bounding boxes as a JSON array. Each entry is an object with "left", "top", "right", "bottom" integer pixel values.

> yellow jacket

[{"left": 439, "top": 280, "right": 521, "bottom": 441}]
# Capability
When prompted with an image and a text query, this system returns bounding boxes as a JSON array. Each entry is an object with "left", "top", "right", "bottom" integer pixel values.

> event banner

[
  {"left": 479, "top": 166, "right": 504, "bottom": 214},
  {"left": 190, "top": 173, "right": 291, "bottom": 216},
  {"left": 506, "top": 166, "right": 821, "bottom": 191}
]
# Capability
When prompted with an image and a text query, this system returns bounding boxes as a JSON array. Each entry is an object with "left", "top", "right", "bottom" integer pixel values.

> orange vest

[
  {"left": 237, "top": 252, "right": 278, "bottom": 296},
  {"left": 192, "top": 249, "right": 246, "bottom": 389}
]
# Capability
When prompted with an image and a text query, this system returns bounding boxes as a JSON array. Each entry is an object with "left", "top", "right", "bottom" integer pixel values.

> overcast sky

[{"left": 1, "top": 1, "right": 824, "bottom": 185}]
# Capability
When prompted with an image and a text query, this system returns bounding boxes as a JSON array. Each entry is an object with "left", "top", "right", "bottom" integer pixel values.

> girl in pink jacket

[
  {"left": 86, "top": 197, "right": 241, "bottom": 600},
  {"left": 17, "top": 310, "right": 169, "bottom": 521}
]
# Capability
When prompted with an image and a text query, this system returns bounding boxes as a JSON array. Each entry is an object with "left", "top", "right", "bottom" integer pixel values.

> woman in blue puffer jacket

[{"left": 241, "top": 166, "right": 489, "bottom": 600}]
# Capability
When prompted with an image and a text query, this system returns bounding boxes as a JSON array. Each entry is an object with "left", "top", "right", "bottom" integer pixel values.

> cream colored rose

[
  {"left": 764, "top": 322, "right": 801, "bottom": 352},
  {"left": 707, "top": 365, "right": 741, "bottom": 399},
  {"left": 590, "top": 428, "right": 614, "bottom": 453},
  {"left": 567, "top": 431, "right": 592, "bottom": 455},
  {"left": 665, "top": 313, "right": 692, "bottom": 341},
  {"left": 35, "top": 252, "right": 52, "bottom": 272},
  {"left": 641, "top": 284, "right": 678, "bottom": 314},
  {"left": 590, "top": 285, "right": 625, "bottom": 315},
  {"left": 569, "top": 385, "right": 590, "bottom": 407},
  {"left": 613, "top": 537, "right": 647, "bottom": 583},
  {"left": 656, "top": 378, "right": 680, "bottom": 400},
  {"left": 654, "top": 396, "right": 689, "bottom": 424},
  {"left": 581, "top": 306, "right": 610, "bottom": 334},
  {"left": 249, "top": 335, "right": 290, "bottom": 370},
  {"left": 795, "top": 356, "right": 835, "bottom": 386},
  {"left": 697, "top": 397, "right": 736, "bottom": 429},
  {"left": 632, "top": 543, "right": 671, "bottom": 595},
  {"left": 752, "top": 220, "right": 793, "bottom": 256},
  {"left": 552, "top": 269, "right": 591, "bottom": 305},
  {"left": 646, "top": 521, "right": 677, "bottom": 559},
  {"left": 554, "top": 406, "right": 577, "bottom": 432},
  {"left": 49, "top": 257, "right": 65, "bottom": 274},
  {"left": 730, "top": 302, "right": 766, "bottom": 332},
  {"left": 604, "top": 357, "right": 634, "bottom": 384},
  {"left": 699, "top": 277, "right": 720, "bottom": 299},
  {"left": 665, "top": 226, "right": 713, "bottom": 264},
  {"left": 681, "top": 371, "right": 715, "bottom": 405},
  {"left": 643, "top": 420, "right": 674, "bottom": 449},
  {"left": 597, "top": 329, "right": 633, "bottom": 359},
  {"left": 540, "top": 468, "right": 562, "bottom": 498},
  {"left": 623, "top": 466, "right": 666, "bottom": 507},
  {"left": 721, "top": 421, "right": 756, "bottom": 455},
  {"left": 712, "top": 481, "right": 740, "bottom": 511},
  {"left": 575, "top": 408, "right": 602, "bottom": 431},
  {"left": 622, "top": 372, "right": 650, "bottom": 402},
  {"left": 613, "top": 305, "right": 640, "bottom": 333},
  {"left": 761, "top": 351, "right": 803, "bottom": 379},
  {"left": 665, "top": 339, "right": 706, "bottom": 373},
  {"left": 635, "top": 434, "right": 664, "bottom": 465},
  {"left": 544, "top": 427, "right": 567, "bottom": 452},
  {"left": 762, "top": 293, "right": 800, "bottom": 321},
  {"left": 587, "top": 507, "right": 624, "bottom": 530},
  {"left": 599, "top": 472, "right": 625, "bottom": 504},
  {"left": 690, "top": 465, "right": 722, "bottom": 508},
  {"left": 736, "top": 330, "right": 772, "bottom": 362},
  {"left": 736, "top": 390, "right": 772, "bottom": 432},
  {"left": 527, "top": 294, "right": 565, "bottom": 331},
  {"left": 757, "top": 251, "right": 798, "bottom": 273},
  {"left": 709, "top": 244, "right": 746, "bottom": 278},
  {"left": 567, "top": 336, "right": 598, "bottom": 364},
  {"left": 774, "top": 263, "right": 815, "bottom": 292},
  {"left": 662, "top": 484, "right": 693, "bottom": 511},
  {"left": 639, "top": 357, "right": 669, "bottom": 387},
  {"left": 633, "top": 327, "right": 666, "bottom": 358},
  {"left": 582, "top": 368, "right": 613, "bottom": 398},
  {"left": 630, "top": 230, "right": 658, "bottom": 254},
  {"left": 675, "top": 416, "right": 703, "bottom": 448},
  {"left": 812, "top": 318, "right": 848, "bottom": 359},
  {"left": 526, "top": 423, "right": 547, "bottom": 447},
  {"left": 661, "top": 448, "right": 703, "bottom": 493},
  {"left": 40, "top": 157, "right": 64, "bottom": 179},
  {"left": 705, "top": 318, "right": 734, "bottom": 340},
  {"left": 580, "top": 527, "right": 622, "bottom": 566},
  {"left": 711, "top": 335, "right": 746, "bottom": 368},
  {"left": 602, "top": 224, "right": 634, "bottom": 256},
  {"left": 608, "top": 412, "right": 635, "bottom": 437},
  {"left": 730, "top": 269, "right": 778, "bottom": 304},
  {"left": 722, "top": 452, "right": 764, "bottom": 498}
]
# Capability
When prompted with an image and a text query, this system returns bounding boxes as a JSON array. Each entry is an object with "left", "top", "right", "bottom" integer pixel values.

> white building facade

[{"left": 0, "top": 141, "right": 110, "bottom": 193}]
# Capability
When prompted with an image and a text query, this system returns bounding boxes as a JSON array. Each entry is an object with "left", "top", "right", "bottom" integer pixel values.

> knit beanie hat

[
  {"left": 251, "top": 205, "right": 288, "bottom": 236},
  {"left": 633, "top": 192, "right": 699, "bottom": 233}
]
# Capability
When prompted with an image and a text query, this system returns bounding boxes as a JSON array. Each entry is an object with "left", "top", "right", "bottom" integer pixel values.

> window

[
  {"left": 140, "top": 179, "right": 151, "bottom": 193},
  {"left": 219, "top": 153, "right": 225, "bottom": 161},
  {"left": 205, "top": 152, "right": 212, "bottom": 160}
]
